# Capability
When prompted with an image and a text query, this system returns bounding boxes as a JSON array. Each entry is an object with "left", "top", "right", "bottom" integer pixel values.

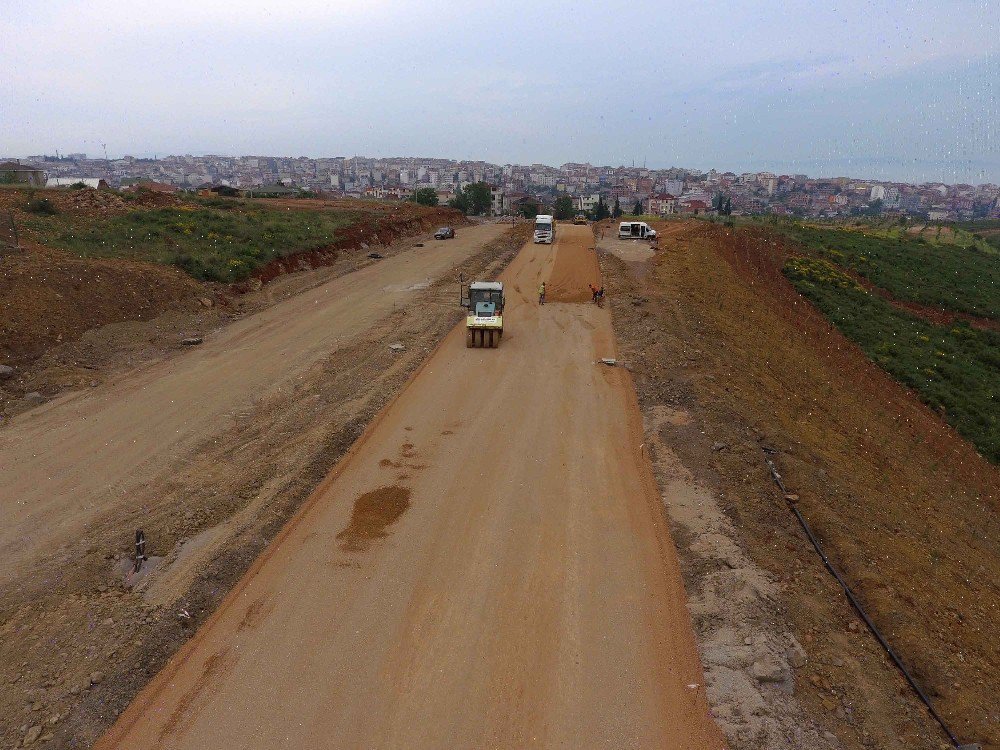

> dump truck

[
  {"left": 461, "top": 280, "right": 505, "bottom": 348},
  {"left": 533, "top": 214, "right": 555, "bottom": 244}
]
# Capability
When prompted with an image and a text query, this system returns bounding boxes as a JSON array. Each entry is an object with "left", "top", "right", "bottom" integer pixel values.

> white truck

[
  {"left": 618, "top": 221, "right": 657, "bottom": 240},
  {"left": 533, "top": 214, "right": 555, "bottom": 244}
]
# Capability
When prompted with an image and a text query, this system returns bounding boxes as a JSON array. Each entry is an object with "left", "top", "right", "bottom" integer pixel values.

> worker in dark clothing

[
  {"left": 597, "top": 285, "right": 605, "bottom": 307},
  {"left": 589, "top": 283, "right": 599, "bottom": 304}
]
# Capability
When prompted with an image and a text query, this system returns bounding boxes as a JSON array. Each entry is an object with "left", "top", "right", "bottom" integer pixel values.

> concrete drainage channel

[{"left": 764, "top": 452, "right": 981, "bottom": 750}]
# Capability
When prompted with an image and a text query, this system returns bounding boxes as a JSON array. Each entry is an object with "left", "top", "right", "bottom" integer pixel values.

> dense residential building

[
  {"left": 3, "top": 151, "right": 997, "bottom": 220},
  {"left": 0, "top": 160, "right": 46, "bottom": 186},
  {"left": 647, "top": 193, "right": 677, "bottom": 215}
]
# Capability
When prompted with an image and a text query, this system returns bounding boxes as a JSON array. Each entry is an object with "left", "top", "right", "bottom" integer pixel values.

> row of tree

[
  {"left": 712, "top": 191, "right": 733, "bottom": 215},
  {"left": 414, "top": 183, "right": 736, "bottom": 220},
  {"left": 410, "top": 183, "right": 493, "bottom": 216}
]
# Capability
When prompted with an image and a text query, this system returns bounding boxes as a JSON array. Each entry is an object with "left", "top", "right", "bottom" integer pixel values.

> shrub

[
  {"left": 410, "top": 187, "right": 439, "bottom": 207},
  {"left": 25, "top": 197, "right": 58, "bottom": 215}
]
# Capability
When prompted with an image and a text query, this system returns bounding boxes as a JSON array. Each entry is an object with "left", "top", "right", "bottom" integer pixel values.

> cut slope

[{"left": 605, "top": 219, "right": 998, "bottom": 749}]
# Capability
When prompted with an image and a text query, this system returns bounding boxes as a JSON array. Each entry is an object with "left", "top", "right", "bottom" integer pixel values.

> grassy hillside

[
  {"left": 782, "top": 254, "right": 999, "bottom": 462},
  {"left": 773, "top": 222, "right": 999, "bottom": 319},
  {"left": 19, "top": 200, "right": 360, "bottom": 282},
  {"left": 956, "top": 219, "right": 1000, "bottom": 252},
  {"left": 3, "top": 188, "right": 455, "bottom": 283},
  {"left": 773, "top": 219, "right": 1000, "bottom": 461}
]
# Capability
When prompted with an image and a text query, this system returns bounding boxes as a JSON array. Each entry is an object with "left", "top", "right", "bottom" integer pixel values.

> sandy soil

[
  {"left": 0, "top": 240, "right": 203, "bottom": 371},
  {"left": 0, "top": 224, "right": 506, "bottom": 591},
  {"left": 94, "top": 225, "right": 724, "bottom": 749},
  {"left": 0, "top": 224, "right": 530, "bottom": 748}
]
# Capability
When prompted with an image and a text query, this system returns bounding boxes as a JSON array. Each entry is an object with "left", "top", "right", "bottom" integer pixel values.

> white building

[
  {"left": 46, "top": 177, "right": 106, "bottom": 189},
  {"left": 490, "top": 185, "right": 505, "bottom": 216},
  {"left": 663, "top": 179, "right": 684, "bottom": 196}
]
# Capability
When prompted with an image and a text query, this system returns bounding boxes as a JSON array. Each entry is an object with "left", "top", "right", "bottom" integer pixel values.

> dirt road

[
  {"left": 0, "top": 224, "right": 505, "bottom": 590},
  {"left": 97, "top": 225, "right": 723, "bottom": 749}
]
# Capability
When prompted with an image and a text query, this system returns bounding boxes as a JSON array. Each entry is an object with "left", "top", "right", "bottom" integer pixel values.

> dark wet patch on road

[{"left": 336, "top": 486, "right": 412, "bottom": 552}]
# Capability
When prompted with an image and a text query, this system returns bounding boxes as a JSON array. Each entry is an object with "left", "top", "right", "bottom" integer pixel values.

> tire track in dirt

[
  {"left": 93, "top": 225, "right": 724, "bottom": 750},
  {"left": 0, "top": 224, "right": 528, "bottom": 749}
]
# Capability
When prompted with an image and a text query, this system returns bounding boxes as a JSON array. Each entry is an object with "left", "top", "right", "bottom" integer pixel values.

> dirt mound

[
  {"left": 544, "top": 233, "right": 601, "bottom": 302},
  {"left": 0, "top": 242, "right": 202, "bottom": 371},
  {"left": 0, "top": 185, "right": 133, "bottom": 219},
  {"left": 65, "top": 189, "right": 128, "bottom": 214}
]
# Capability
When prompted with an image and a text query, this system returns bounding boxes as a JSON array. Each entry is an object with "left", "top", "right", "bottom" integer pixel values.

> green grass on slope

[
  {"left": 775, "top": 224, "right": 999, "bottom": 320},
  {"left": 784, "top": 257, "right": 999, "bottom": 463},
  {"left": 22, "top": 204, "right": 360, "bottom": 282},
  {"left": 955, "top": 220, "right": 1000, "bottom": 252}
]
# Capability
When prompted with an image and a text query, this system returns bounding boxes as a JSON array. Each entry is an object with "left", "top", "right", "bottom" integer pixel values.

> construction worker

[
  {"left": 589, "top": 283, "right": 599, "bottom": 304},
  {"left": 538, "top": 281, "right": 546, "bottom": 305},
  {"left": 597, "top": 285, "right": 605, "bottom": 307}
]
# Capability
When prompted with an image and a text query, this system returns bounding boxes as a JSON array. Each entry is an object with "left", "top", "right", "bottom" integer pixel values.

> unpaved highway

[
  {"left": 0, "top": 224, "right": 506, "bottom": 590},
  {"left": 96, "top": 225, "right": 723, "bottom": 749}
]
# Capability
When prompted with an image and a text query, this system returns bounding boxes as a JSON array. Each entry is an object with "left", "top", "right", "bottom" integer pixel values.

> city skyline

[
  {"left": 10, "top": 149, "right": 995, "bottom": 222},
  {"left": 8, "top": 148, "right": 999, "bottom": 189}
]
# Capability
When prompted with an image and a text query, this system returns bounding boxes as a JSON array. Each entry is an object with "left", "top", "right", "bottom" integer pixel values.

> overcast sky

[{"left": 2, "top": 0, "right": 997, "bottom": 183}]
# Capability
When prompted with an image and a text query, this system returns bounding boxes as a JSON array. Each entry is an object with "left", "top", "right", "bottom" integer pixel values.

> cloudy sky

[{"left": 2, "top": 0, "right": 997, "bottom": 182}]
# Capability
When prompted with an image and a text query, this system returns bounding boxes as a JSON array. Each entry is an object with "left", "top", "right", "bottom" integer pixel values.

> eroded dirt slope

[
  {"left": 602, "top": 219, "right": 998, "bottom": 750},
  {"left": 0, "top": 242, "right": 203, "bottom": 370}
]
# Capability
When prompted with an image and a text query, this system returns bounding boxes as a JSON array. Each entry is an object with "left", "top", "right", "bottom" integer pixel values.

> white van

[
  {"left": 618, "top": 221, "right": 657, "bottom": 240},
  {"left": 534, "top": 214, "right": 555, "bottom": 244}
]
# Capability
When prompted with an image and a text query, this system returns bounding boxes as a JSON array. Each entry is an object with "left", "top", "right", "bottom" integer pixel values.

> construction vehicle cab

[
  {"left": 533, "top": 215, "right": 555, "bottom": 244},
  {"left": 461, "top": 280, "right": 505, "bottom": 348}
]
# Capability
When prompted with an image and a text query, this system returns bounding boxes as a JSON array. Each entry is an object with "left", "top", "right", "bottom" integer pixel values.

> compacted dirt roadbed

[
  {"left": 95, "top": 226, "right": 723, "bottom": 748},
  {"left": 1, "top": 224, "right": 527, "bottom": 747},
  {"left": 0, "top": 224, "right": 506, "bottom": 589}
]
